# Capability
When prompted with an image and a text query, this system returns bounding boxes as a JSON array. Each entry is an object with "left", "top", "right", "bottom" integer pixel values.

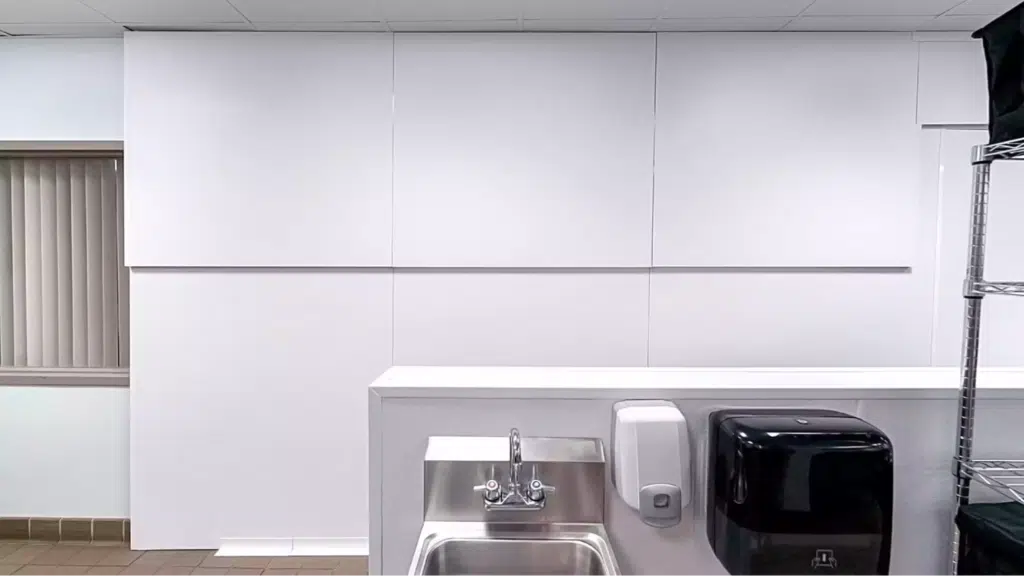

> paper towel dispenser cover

[{"left": 706, "top": 409, "right": 893, "bottom": 575}]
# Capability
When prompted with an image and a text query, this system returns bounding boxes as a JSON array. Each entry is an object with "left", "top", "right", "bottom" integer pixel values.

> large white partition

[
  {"left": 130, "top": 270, "right": 392, "bottom": 550},
  {"left": 392, "top": 33, "right": 656, "bottom": 267},
  {"left": 124, "top": 32, "right": 394, "bottom": 267},
  {"left": 115, "top": 30, "right": 1015, "bottom": 555},
  {"left": 653, "top": 33, "right": 921, "bottom": 267}
]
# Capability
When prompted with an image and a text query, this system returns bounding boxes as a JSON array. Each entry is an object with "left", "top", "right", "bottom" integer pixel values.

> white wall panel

[
  {"left": 130, "top": 270, "right": 392, "bottom": 549},
  {"left": 124, "top": 33, "right": 394, "bottom": 267},
  {"left": 393, "top": 271, "right": 649, "bottom": 366},
  {"left": 933, "top": 129, "right": 1024, "bottom": 366},
  {"left": 649, "top": 129, "right": 940, "bottom": 367},
  {"left": 917, "top": 41, "right": 987, "bottom": 126},
  {"left": 648, "top": 270, "right": 933, "bottom": 367},
  {"left": 392, "top": 33, "right": 656, "bottom": 267},
  {"left": 0, "top": 386, "right": 128, "bottom": 518},
  {"left": 654, "top": 33, "right": 920, "bottom": 267},
  {"left": 0, "top": 39, "right": 123, "bottom": 141}
]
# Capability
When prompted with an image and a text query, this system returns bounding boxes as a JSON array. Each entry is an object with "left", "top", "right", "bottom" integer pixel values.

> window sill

[{"left": 0, "top": 368, "right": 128, "bottom": 387}]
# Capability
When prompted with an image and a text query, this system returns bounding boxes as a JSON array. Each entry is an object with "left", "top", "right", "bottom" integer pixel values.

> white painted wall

[
  {"left": 0, "top": 386, "right": 129, "bottom": 518},
  {"left": 0, "top": 38, "right": 123, "bottom": 142}
]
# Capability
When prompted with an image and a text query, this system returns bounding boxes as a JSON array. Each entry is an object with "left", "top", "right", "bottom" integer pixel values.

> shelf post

[{"left": 950, "top": 145, "right": 992, "bottom": 575}]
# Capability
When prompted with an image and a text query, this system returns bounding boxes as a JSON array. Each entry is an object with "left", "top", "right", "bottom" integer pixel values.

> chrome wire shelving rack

[{"left": 950, "top": 136, "right": 1024, "bottom": 575}]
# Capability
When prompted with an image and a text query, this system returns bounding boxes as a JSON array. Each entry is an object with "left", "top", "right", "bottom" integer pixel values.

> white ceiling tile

[
  {"left": 803, "top": 0, "right": 962, "bottom": 16},
  {"left": 229, "top": 0, "right": 379, "bottom": 23},
  {"left": 0, "top": 22, "right": 124, "bottom": 36},
  {"left": 917, "top": 14, "right": 994, "bottom": 29},
  {"left": 662, "top": 0, "right": 813, "bottom": 18},
  {"left": 522, "top": 0, "right": 663, "bottom": 20},
  {"left": 523, "top": 18, "right": 654, "bottom": 30},
  {"left": 381, "top": 0, "right": 519, "bottom": 21},
  {"left": 654, "top": 17, "right": 791, "bottom": 30},
  {"left": 390, "top": 19, "right": 519, "bottom": 30},
  {"left": 0, "top": 0, "right": 111, "bottom": 23},
  {"left": 254, "top": 21, "right": 387, "bottom": 31},
  {"left": 786, "top": 15, "right": 933, "bottom": 29},
  {"left": 82, "top": 0, "right": 246, "bottom": 24},
  {"left": 946, "top": 0, "right": 1019, "bottom": 15}
]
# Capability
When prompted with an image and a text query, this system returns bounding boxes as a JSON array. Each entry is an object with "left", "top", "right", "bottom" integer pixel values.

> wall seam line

[{"left": 646, "top": 33, "right": 658, "bottom": 368}]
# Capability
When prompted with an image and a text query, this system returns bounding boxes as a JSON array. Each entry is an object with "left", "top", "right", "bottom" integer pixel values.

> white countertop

[{"left": 370, "top": 366, "right": 1024, "bottom": 399}]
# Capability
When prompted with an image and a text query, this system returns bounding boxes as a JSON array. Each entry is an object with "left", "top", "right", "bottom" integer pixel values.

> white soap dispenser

[{"left": 612, "top": 400, "right": 690, "bottom": 528}]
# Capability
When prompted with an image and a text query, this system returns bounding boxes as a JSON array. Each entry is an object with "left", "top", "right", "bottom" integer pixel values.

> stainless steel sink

[
  {"left": 408, "top": 433, "right": 620, "bottom": 575},
  {"left": 409, "top": 522, "right": 620, "bottom": 575}
]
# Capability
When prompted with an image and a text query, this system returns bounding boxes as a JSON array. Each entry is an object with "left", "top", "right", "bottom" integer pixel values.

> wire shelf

[
  {"left": 958, "top": 459, "right": 1024, "bottom": 506},
  {"left": 951, "top": 137, "right": 1024, "bottom": 574},
  {"left": 979, "top": 137, "right": 1024, "bottom": 162},
  {"left": 972, "top": 281, "right": 1024, "bottom": 297}
]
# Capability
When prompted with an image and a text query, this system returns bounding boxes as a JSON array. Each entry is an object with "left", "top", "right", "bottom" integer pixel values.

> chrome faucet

[
  {"left": 509, "top": 428, "right": 522, "bottom": 487},
  {"left": 474, "top": 428, "right": 555, "bottom": 511}
]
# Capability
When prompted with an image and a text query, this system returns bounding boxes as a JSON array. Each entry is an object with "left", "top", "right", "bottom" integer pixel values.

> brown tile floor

[{"left": 0, "top": 542, "right": 368, "bottom": 575}]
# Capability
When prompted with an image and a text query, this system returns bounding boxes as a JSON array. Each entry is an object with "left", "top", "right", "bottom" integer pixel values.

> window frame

[{"left": 0, "top": 141, "right": 128, "bottom": 388}]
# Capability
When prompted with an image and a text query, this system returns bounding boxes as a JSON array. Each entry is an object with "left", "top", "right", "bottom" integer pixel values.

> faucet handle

[
  {"left": 526, "top": 478, "right": 555, "bottom": 503},
  {"left": 474, "top": 479, "right": 501, "bottom": 503}
]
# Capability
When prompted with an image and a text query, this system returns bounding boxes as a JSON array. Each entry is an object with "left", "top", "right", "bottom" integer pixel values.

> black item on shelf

[
  {"left": 706, "top": 409, "right": 893, "bottom": 575},
  {"left": 973, "top": 2, "right": 1024, "bottom": 144},
  {"left": 956, "top": 502, "right": 1024, "bottom": 575}
]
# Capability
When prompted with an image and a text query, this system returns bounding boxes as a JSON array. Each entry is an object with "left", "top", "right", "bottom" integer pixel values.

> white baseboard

[
  {"left": 217, "top": 538, "right": 292, "bottom": 557},
  {"left": 292, "top": 537, "right": 368, "bottom": 556},
  {"left": 217, "top": 537, "right": 368, "bottom": 557}
]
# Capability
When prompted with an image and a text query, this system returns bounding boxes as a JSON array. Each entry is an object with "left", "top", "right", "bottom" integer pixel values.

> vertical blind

[{"left": 0, "top": 157, "right": 127, "bottom": 369}]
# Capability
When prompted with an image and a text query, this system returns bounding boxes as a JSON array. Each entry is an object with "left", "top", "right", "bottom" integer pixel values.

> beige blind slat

[
  {"left": 70, "top": 159, "right": 87, "bottom": 367},
  {"left": 40, "top": 160, "right": 58, "bottom": 367},
  {"left": 56, "top": 160, "right": 72, "bottom": 367},
  {"left": 23, "top": 160, "right": 42, "bottom": 366},
  {"left": 11, "top": 160, "right": 26, "bottom": 367},
  {"left": 101, "top": 160, "right": 117, "bottom": 367},
  {"left": 85, "top": 160, "right": 103, "bottom": 368},
  {"left": 0, "top": 161, "right": 12, "bottom": 366}
]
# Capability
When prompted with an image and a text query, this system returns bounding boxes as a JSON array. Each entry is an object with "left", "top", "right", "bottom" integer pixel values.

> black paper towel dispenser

[{"left": 706, "top": 409, "right": 893, "bottom": 575}]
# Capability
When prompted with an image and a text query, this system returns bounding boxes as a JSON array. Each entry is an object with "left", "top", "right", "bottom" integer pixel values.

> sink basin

[
  {"left": 420, "top": 538, "right": 607, "bottom": 575},
  {"left": 409, "top": 522, "right": 620, "bottom": 575}
]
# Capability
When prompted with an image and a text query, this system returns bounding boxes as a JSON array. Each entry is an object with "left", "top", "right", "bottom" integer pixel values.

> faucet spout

[{"left": 509, "top": 428, "right": 522, "bottom": 487}]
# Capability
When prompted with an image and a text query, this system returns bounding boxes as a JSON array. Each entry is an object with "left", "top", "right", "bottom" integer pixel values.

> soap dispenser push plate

[
  {"left": 638, "top": 483, "right": 684, "bottom": 528},
  {"left": 611, "top": 400, "right": 691, "bottom": 528}
]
